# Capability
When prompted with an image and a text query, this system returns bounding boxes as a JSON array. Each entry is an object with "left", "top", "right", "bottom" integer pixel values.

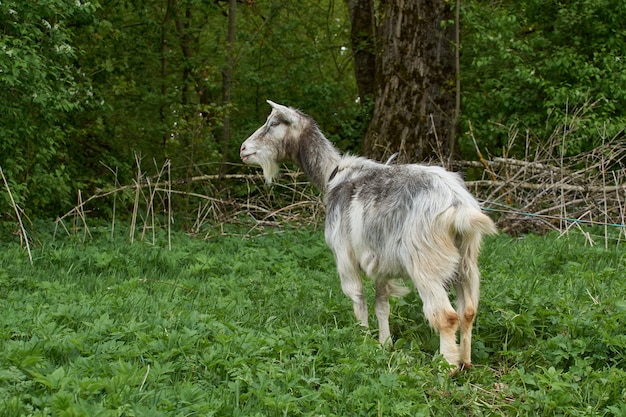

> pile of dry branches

[
  {"left": 54, "top": 156, "right": 325, "bottom": 242},
  {"left": 460, "top": 125, "right": 626, "bottom": 242},
  {"left": 184, "top": 171, "right": 325, "bottom": 238}
]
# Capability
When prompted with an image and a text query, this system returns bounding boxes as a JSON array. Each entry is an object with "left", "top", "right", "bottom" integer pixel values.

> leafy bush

[
  {"left": 461, "top": 0, "right": 626, "bottom": 157},
  {"left": 0, "top": 0, "right": 98, "bottom": 214}
]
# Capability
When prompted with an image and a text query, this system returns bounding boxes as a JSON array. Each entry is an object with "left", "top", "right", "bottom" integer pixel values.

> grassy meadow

[{"left": 0, "top": 224, "right": 625, "bottom": 416}]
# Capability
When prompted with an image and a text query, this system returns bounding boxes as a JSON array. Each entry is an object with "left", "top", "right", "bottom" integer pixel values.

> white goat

[{"left": 240, "top": 101, "right": 497, "bottom": 368}]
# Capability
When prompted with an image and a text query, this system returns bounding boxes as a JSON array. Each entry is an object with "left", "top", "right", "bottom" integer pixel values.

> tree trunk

[
  {"left": 346, "top": 0, "right": 376, "bottom": 101},
  {"left": 175, "top": 4, "right": 190, "bottom": 107},
  {"left": 357, "top": 0, "right": 458, "bottom": 163},
  {"left": 160, "top": 0, "right": 175, "bottom": 147},
  {"left": 220, "top": 0, "right": 237, "bottom": 176}
]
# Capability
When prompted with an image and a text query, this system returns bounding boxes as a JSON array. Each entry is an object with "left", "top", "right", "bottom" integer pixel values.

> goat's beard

[{"left": 259, "top": 158, "right": 280, "bottom": 185}]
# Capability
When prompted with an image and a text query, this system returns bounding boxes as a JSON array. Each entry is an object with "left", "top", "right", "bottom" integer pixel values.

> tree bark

[{"left": 354, "top": 0, "right": 458, "bottom": 163}]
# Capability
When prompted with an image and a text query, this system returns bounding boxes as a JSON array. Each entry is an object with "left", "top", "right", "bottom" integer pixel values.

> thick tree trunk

[{"left": 360, "top": 0, "right": 458, "bottom": 163}]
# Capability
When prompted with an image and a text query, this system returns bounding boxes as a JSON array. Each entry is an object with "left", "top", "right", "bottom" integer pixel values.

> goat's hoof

[
  {"left": 380, "top": 338, "right": 394, "bottom": 351},
  {"left": 447, "top": 362, "right": 471, "bottom": 376},
  {"left": 459, "top": 362, "right": 472, "bottom": 371}
]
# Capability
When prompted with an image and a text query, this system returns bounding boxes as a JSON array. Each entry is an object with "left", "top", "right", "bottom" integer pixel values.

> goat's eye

[{"left": 269, "top": 120, "right": 280, "bottom": 128}]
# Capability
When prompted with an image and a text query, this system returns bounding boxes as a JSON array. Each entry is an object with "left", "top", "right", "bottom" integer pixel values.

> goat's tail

[
  {"left": 450, "top": 205, "right": 498, "bottom": 242},
  {"left": 442, "top": 205, "right": 497, "bottom": 304}
]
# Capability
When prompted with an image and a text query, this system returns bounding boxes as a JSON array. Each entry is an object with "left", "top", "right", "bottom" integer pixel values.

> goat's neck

[{"left": 292, "top": 125, "right": 341, "bottom": 192}]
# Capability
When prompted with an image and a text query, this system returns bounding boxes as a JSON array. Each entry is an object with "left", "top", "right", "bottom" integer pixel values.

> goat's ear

[
  {"left": 267, "top": 100, "right": 296, "bottom": 124},
  {"left": 266, "top": 100, "right": 286, "bottom": 111}
]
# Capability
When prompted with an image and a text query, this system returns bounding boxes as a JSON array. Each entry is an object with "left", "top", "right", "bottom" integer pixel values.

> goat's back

[{"left": 324, "top": 160, "right": 487, "bottom": 279}]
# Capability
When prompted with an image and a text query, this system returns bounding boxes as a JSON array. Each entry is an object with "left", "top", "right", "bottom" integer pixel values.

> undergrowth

[{"left": 0, "top": 226, "right": 625, "bottom": 416}]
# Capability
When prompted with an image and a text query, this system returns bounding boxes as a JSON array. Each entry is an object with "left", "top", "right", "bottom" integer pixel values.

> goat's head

[{"left": 240, "top": 100, "right": 302, "bottom": 184}]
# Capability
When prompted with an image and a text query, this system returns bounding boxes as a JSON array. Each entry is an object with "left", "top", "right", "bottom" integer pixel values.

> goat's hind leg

[
  {"left": 454, "top": 281, "right": 476, "bottom": 369},
  {"left": 428, "top": 290, "right": 460, "bottom": 366},
  {"left": 455, "top": 255, "right": 481, "bottom": 369},
  {"left": 412, "top": 275, "right": 460, "bottom": 366}
]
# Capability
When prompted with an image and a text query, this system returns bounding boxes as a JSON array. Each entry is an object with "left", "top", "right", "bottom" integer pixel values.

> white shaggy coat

[{"left": 240, "top": 101, "right": 497, "bottom": 368}]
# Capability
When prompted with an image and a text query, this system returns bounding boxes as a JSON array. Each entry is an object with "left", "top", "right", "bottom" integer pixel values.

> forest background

[{"left": 1, "top": 0, "right": 625, "bottom": 222}]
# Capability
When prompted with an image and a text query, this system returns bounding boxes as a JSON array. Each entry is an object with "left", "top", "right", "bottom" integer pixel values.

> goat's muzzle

[{"left": 240, "top": 144, "right": 255, "bottom": 162}]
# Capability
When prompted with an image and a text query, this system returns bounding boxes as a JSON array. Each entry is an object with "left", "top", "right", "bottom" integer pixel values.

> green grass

[{"left": 0, "top": 226, "right": 625, "bottom": 416}]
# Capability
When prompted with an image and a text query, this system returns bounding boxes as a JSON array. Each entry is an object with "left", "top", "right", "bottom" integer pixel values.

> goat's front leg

[
  {"left": 375, "top": 279, "right": 393, "bottom": 346},
  {"left": 337, "top": 261, "right": 368, "bottom": 327}
]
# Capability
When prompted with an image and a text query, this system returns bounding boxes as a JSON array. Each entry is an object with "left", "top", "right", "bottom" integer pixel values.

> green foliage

[
  {"left": 67, "top": 0, "right": 228, "bottom": 198},
  {"left": 1, "top": 0, "right": 358, "bottom": 218},
  {"left": 0, "top": 0, "right": 98, "bottom": 213},
  {"left": 231, "top": 0, "right": 359, "bottom": 154},
  {"left": 3, "top": 0, "right": 626, "bottom": 219},
  {"left": 75, "top": 0, "right": 358, "bottom": 179},
  {"left": 461, "top": 0, "right": 626, "bottom": 157},
  {"left": 1, "top": 226, "right": 625, "bottom": 415}
]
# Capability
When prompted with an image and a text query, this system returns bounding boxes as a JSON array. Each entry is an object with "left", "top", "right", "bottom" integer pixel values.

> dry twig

[
  {"left": 1, "top": 166, "right": 32, "bottom": 264},
  {"left": 55, "top": 124, "right": 625, "bottom": 245}
]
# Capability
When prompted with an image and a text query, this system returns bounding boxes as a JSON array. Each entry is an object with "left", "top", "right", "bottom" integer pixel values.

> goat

[{"left": 240, "top": 100, "right": 497, "bottom": 368}]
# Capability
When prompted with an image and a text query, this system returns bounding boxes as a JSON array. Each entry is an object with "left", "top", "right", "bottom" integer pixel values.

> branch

[
  {"left": 0, "top": 166, "right": 32, "bottom": 264},
  {"left": 466, "top": 179, "right": 626, "bottom": 193}
]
